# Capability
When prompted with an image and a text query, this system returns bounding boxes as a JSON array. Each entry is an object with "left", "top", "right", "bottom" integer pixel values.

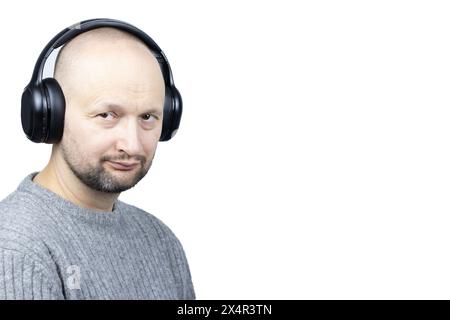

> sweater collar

[{"left": 17, "top": 172, "right": 124, "bottom": 226}]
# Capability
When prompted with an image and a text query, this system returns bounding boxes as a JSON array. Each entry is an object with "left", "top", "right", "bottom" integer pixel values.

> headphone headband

[{"left": 29, "top": 18, "right": 174, "bottom": 88}]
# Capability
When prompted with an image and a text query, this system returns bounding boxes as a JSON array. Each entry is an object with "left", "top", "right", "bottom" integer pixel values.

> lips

[{"left": 108, "top": 161, "right": 139, "bottom": 171}]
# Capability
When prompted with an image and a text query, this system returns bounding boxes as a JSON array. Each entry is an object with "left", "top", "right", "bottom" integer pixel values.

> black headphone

[{"left": 21, "top": 18, "right": 182, "bottom": 144}]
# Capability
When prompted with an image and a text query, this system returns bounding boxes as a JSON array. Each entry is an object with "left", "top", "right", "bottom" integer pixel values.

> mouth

[{"left": 107, "top": 161, "right": 139, "bottom": 171}]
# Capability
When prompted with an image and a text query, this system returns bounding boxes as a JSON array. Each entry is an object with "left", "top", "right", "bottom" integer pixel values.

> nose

[{"left": 115, "top": 118, "right": 145, "bottom": 157}]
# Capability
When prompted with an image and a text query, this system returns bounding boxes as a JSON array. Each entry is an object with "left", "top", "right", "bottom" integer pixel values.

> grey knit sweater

[{"left": 0, "top": 172, "right": 195, "bottom": 300}]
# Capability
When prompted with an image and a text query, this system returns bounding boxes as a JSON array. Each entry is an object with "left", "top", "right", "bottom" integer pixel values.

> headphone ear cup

[
  {"left": 160, "top": 85, "right": 182, "bottom": 142},
  {"left": 41, "top": 78, "right": 66, "bottom": 144},
  {"left": 21, "top": 84, "right": 45, "bottom": 143}
]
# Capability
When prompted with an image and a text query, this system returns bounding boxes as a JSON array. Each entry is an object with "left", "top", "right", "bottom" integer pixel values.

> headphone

[{"left": 21, "top": 18, "right": 182, "bottom": 144}]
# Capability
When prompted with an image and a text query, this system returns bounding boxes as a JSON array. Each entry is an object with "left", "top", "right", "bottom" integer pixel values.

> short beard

[{"left": 60, "top": 140, "right": 152, "bottom": 193}]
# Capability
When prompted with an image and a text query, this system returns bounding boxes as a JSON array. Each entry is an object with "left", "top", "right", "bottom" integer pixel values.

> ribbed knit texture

[{"left": 0, "top": 172, "right": 195, "bottom": 300}]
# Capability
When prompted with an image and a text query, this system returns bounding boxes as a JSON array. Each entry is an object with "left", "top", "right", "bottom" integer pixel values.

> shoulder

[
  {"left": 0, "top": 189, "right": 51, "bottom": 233},
  {"left": 117, "top": 200, "right": 196, "bottom": 299},
  {"left": 118, "top": 200, "right": 185, "bottom": 248},
  {"left": 0, "top": 191, "right": 56, "bottom": 269}
]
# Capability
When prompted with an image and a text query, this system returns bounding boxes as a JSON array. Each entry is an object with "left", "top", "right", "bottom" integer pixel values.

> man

[{"left": 0, "top": 26, "right": 195, "bottom": 299}]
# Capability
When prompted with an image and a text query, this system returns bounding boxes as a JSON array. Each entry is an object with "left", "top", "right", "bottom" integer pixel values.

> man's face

[{"left": 55, "top": 37, "right": 166, "bottom": 193}]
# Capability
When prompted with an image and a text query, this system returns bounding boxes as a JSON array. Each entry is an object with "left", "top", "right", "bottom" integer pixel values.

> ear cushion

[
  {"left": 21, "top": 85, "right": 43, "bottom": 143},
  {"left": 42, "top": 78, "right": 66, "bottom": 144},
  {"left": 160, "top": 85, "right": 182, "bottom": 141},
  {"left": 170, "top": 86, "right": 182, "bottom": 138}
]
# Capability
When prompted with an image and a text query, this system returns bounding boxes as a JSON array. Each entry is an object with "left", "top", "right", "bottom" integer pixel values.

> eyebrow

[{"left": 93, "top": 102, "right": 163, "bottom": 116}]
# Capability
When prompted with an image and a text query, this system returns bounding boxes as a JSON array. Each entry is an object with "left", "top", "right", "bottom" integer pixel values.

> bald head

[
  {"left": 53, "top": 27, "right": 165, "bottom": 106},
  {"left": 54, "top": 27, "right": 150, "bottom": 77}
]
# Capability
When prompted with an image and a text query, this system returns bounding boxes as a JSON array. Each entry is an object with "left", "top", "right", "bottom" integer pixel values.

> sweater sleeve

[
  {"left": 169, "top": 235, "right": 196, "bottom": 300},
  {"left": 0, "top": 249, "right": 65, "bottom": 300}
]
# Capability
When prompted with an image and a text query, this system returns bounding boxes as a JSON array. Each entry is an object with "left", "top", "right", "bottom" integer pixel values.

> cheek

[
  {"left": 140, "top": 136, "right": 159, "bottom": 164},
  {"left": 63, "top": 110, "right": 92, "bottom": 144},
  {"left": 64, "top": 119, "right": 112, "bottom": 159},
  {"left": 142, "top": 130, "right": 160, "bottom": 149},
  {"left": 145, "top": 124, "right": 163, "bottom": 147}
]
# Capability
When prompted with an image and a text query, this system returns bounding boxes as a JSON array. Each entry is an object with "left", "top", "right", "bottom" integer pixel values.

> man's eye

[
  {"left": 97, "top": 112, "right": 115, "bottom": 120},
  {"left": 142, "top": 114, "right": 158, "bottom": 122}
]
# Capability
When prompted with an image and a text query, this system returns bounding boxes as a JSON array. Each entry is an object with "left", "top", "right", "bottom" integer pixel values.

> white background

[{"left": 1, "top": 0, "right": 449, "bottom": 299}]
